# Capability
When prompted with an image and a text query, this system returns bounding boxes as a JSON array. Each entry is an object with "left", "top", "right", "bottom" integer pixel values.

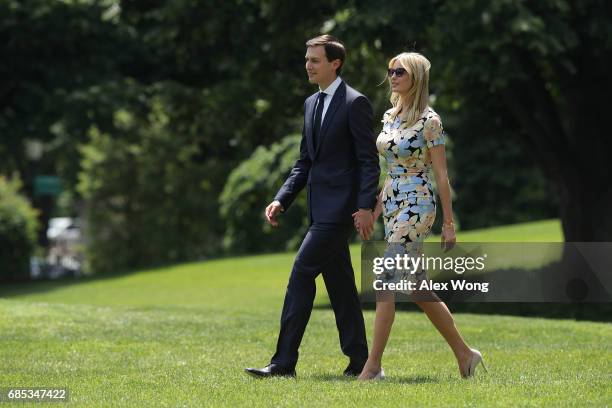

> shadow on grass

[
  {"left": 351, "top": 259, "right": 612, "bottom": 323},
  {"left": 0, "top": 264, "right": 170, "bottom": 299},
  {"left": 2, "top": 264, "right": 610, "bottom": 324},
  {"left": 311, "top": 373, "right": 437, "bottom": 384},
  {"left": 377, "top": 375, "right": 438, "bottom": 385}
]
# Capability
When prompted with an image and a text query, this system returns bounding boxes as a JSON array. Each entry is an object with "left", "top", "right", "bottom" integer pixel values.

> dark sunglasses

[{"left": 387, "top": 67, "right": 407, "bottom": 78}]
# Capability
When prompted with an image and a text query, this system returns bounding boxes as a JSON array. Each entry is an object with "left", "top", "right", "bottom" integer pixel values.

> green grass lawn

[{"left": 1, "top": 219, "right": 610, "bottom": 407}]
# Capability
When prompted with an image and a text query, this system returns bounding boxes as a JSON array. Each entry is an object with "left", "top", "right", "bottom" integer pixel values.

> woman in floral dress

[{"left": 355, "top": 52, "right": 487, "bottom": 381}]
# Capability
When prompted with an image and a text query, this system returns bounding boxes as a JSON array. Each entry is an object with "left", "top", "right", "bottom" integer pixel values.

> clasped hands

[
  {"left": 267, "top": 201, "right": 454, "bottom": 250},
  {"left": 352, "top": 208, "right": 376, "bottom": 240}
]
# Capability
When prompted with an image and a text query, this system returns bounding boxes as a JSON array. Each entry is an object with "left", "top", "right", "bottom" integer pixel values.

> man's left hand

[{"left": 352, "top": 209, "right": 374, "bottom": 240}]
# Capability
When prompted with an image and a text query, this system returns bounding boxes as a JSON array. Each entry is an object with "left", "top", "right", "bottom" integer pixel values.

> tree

[
  {"left": 0, "top": 176, "right": 39, "bottom": 280},
  {"left": 77, "top": 98, "right": 217, "bottom": 273},
  {"left": 0, "top": 0, "right": 134, "bottom": 244},
  {"left": 1, "top": 0, "right": 344, "bottom": 262},
  {"left": 337, "top": 0, "right": 612, "bottom": 240},
  {"left": 220, "top": 134, "right": 309, "bottom": 253}
]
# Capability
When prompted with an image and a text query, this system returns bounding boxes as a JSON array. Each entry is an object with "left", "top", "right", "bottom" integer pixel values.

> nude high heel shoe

[
  {"left": 463, "top": 349, "right": 488, "bottom": 378},
  {"left": 373, "top": 368, "right": 385, "bottom": 380},
  {"left": 358, "top": 367, "right": 385, "bottom": 381}
]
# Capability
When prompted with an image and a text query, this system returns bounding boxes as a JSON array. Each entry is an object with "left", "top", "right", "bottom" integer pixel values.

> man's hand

[
  {"left": 352, "top": 209, "right": 374, "bottom": 240},
  {"left": 265, "top": 200, "right": 283, "bottom": 227}
]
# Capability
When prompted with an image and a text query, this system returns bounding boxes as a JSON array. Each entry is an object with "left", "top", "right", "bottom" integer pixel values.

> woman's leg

[
  {"left": 414, "top": 293, "right": 474, "bottom": 376},
  {"left": 358, "top": 290, "right": 395, "bottom": 379}
]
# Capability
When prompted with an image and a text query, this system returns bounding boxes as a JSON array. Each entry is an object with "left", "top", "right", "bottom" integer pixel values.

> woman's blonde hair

[{"left": 385, "top": 52, "right": 431, "bottom": 127}]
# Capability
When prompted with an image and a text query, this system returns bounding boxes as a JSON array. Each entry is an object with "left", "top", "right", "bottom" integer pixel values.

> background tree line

[{"left": 1, "top": 0, "right": 609, "bottom": 276}]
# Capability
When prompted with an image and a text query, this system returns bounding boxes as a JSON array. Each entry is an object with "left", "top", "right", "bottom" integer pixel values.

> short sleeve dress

[{"left": 375, "top": 106, "right": 446, "bottom": 286}]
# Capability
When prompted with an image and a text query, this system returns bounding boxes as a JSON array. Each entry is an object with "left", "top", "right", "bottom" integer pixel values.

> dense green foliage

[
  {"left": 76, "top": 100, "right": 217, "bottom": 273},
  {"left": 0, "top": 176, "right": 39, "bottom": 279},
  {"left": 334, "top": 0, "right": 611, "bottom": 237},
  {"left": 1, "top": 0, "right": 610, "bottom": 272},
  {"left": 220, "top": 134, "right": 309, "bottom": 253}
]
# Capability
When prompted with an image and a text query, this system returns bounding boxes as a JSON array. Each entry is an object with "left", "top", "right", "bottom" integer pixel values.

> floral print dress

[{"left": 375, "top": 106, "right": 446, "bottom": 287}]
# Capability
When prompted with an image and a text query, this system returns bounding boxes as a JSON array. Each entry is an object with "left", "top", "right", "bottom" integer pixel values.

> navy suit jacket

[{"left": 275, "top": 81, "right": 380, "bottom": 224}]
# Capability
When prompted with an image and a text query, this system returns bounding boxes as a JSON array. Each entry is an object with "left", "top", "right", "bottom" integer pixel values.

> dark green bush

[
  {"left": 77, "top": 104, "right": 220, "bottom": 274},
  {"left": 220, "top": 134, "right": 309, "bottom": 253},
  {"left": 0, "top": 176, "right": 39, "bottom": 280}
]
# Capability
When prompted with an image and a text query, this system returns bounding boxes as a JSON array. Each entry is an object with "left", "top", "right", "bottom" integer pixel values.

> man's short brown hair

[{"left": 306, "top": 35, "right": 346, "bottom": 75}]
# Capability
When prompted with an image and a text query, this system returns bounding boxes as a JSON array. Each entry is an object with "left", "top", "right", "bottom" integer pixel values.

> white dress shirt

[
  {"left": 272, "top": 76, "right": 343, "bottom": 211},
  {"left": 315, "top": 76, "right": 343, "bottom": 127}
]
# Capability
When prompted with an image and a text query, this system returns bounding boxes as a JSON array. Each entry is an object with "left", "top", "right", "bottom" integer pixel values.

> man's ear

[{"left": 332, "top": 59, "right": 341, "bottom": 71}]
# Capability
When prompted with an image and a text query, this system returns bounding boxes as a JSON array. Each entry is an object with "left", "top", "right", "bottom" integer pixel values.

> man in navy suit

[{"left": 245, "top": 35, "right": 380, "bottom": 378}]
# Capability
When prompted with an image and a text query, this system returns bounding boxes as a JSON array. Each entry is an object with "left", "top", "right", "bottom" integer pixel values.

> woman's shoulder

[
  {"left": 423, "top": 106, "right": 442, "bottom": 126},
  {"left": 423, "top": 107, "right": 444, "bottom": 143}
]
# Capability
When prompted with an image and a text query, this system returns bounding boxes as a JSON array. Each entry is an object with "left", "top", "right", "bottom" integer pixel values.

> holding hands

[{"left": 352, "top": 201, "right": 382, "bottom": 240}]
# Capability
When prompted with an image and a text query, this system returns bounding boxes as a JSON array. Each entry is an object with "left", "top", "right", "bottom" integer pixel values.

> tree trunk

[
  {"left": 556, "top": 175, "right": 612, "bottom": 242},
  {"left": 501, "top": 50, "right": 612, "bottom": 242}
]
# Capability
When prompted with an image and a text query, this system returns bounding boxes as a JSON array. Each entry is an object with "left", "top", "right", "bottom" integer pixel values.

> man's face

[{"left": 305, "top": 45, "right": 339, "bottom": 85}]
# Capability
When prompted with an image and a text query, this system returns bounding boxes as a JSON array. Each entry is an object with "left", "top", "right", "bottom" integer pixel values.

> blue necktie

[{"left": 313, "top": 92, "right": 326, "bottom": 148}]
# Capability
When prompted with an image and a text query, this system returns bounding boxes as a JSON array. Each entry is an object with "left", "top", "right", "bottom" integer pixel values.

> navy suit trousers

[{"left": 271, "top": 222, "right": 368, "bottom": 369}]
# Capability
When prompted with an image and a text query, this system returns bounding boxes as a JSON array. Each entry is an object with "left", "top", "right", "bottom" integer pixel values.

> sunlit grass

[{"left": 1, "top": 219, "right": 610, "bottom": 407}]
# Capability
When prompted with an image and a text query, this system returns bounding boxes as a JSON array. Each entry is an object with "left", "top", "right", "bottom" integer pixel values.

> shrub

[
  {"left": 77, "top": 104, "right": 220, "bottom": 273},
  {"left": 220, "top": 134, "right": 309, "bottom": 253},
  {"left": 0, "top": 176, "right": 39, "bottom": 280}
]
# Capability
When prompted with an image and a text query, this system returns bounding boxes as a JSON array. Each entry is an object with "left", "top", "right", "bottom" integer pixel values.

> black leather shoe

[
  {"left": 245, "top": 364, "right": 296, "bottom": 378},
  {"left": 343, "top": 362, "right": 365, "bottom": 377}
]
